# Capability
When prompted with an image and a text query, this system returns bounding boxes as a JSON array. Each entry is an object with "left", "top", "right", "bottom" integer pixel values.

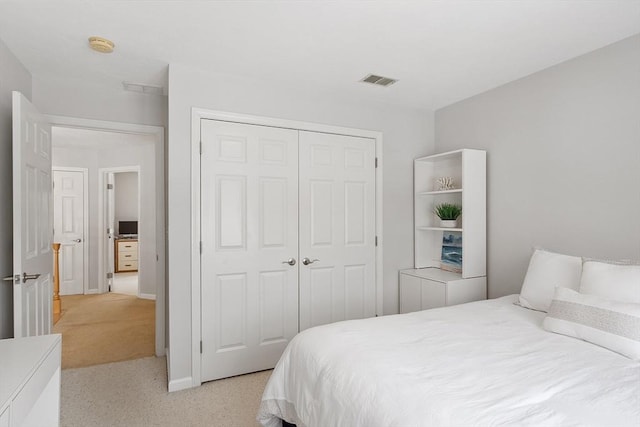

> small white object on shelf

[{"left": 435, "top": 176, "right": 455, "bottom": 191}]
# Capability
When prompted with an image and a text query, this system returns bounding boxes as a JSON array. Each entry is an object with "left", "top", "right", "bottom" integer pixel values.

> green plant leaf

[{"left": 433, "top": 203, "right": 462, "bottom": 220}]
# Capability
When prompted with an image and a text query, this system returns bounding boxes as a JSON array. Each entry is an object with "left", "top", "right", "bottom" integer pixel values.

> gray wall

[
  {"left": 167, "top": 64, "right": 434, "bottom": 388},
  {"left": 33, "top": 75, "right": 167, "bottom": 128},
  {"left": 115, "top": 172, "right": 139, "bottom": 224},
  {"left": 435, "top": 34, "right": 640, "bottom": 298},
  {"left": 0, "top": 38, "right": 31, "bottom": 338}
]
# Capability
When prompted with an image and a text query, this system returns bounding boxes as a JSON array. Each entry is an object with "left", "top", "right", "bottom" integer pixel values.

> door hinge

[
  {"left": 200, "top": 341, "right": 203, "bottom": 354},
  {"left": 52, "top": 181, "right": 55, "bottom": 189},
  {"left": 107, "top": 272, "right": 113, "bottom": 279},
  {"left": 199, "top": 140, "right": 203, "bottom": 155},
  {"left": 375, "top": 236, "right": 378, "bottom": 246},
  {"left": 375, "top": 157, "right": 378, "bottom": 168},
  {"left": 199, "top": 241, "right": 203, "bottom": 254},
  {"left": 107, "top": 183, "right": 113, "bottom": 190}
]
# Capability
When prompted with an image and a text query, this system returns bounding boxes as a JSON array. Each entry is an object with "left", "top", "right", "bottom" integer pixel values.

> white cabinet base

[
  {"left": 400, "top": 268, "right": 486, "bottom": 313},
  {"left": 0, "top": 335, "right": 62, "bottom": 427}
]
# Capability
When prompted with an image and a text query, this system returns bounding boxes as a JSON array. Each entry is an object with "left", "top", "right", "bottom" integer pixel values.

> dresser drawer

[
  {"left": 118, "top": 252, "right": 138, "bottom": 264},
  {"left": 118, "top": 241, "right": 138, "bottom": 252},
  {"left": 118, "top": 260, "right": 138, "bottom": 271}
]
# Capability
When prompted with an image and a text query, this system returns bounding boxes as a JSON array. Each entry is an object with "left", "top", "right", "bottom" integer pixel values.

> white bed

[{"left": 258, "top": 295, "right": 640, "bottom": 427}]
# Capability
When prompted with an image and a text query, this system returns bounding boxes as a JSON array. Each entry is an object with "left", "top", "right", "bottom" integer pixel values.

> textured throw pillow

[
  {"left": 518, "top": 249, "right": 582, "bottom": 312},
  {"left": 544, "top": 287, "right": 640, "bottom": 360},
  {"left": 580, "top": 261, "right": 640, "bottom": 304}
]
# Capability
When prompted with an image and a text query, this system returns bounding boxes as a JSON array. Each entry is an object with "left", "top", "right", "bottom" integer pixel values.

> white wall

[
  {"left": 435, "top": 34, "right": 640, "bottom": 298},
  {"left": 167, "top": 64, "right": 434, "bottom": 388},
  {"left": 52, "top": 135, "right": 158, "bottom": 297},
  {"left": 0, "top": 38, "right": 32, "bottom": 338},
  {"left": 114, "top": 172, "right": 139, "bottom": 224},
  {"left": 33, "top": 75, "right": 167, "bottom": 128}
]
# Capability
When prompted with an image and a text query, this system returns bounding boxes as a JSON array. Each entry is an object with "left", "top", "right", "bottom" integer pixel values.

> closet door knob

[
  {"left": 282, "top": 258, "right": 296, "bottom": 266},
  {"left": 302, "top": 258, "right": 319, "bottom": 266}
]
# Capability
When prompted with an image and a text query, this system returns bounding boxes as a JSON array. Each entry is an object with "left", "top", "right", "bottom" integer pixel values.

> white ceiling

[{"left": 0, "top": 1, "right": 639, "bottom": 110}]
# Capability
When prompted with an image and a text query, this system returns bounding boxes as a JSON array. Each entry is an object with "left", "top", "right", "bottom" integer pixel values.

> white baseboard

[
  {"left": 139, "top": 293, "right": 156, "bottom": 300},
  {"left": 168, "top": 376, "right": 193, "bottom": 392},
  {"left": 84, "top": 289, "right": 99, "bottom": 294},
  {"left": 166, "top": 348, "right": 194, "bottom": 392}
]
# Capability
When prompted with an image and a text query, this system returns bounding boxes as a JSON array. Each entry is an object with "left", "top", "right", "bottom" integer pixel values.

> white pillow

[
  {"left": 580, "top": 261, "right": 640, "bottom": 304},
  {"left": 518, "top": 248, "right": 582, "bottom": 312},
  {"left": 543, "top": 287, "right": 640, "bottom": 360}
]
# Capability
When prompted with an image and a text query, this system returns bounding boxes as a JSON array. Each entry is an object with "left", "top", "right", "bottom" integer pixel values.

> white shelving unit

[{"left": 400, "top": 149, "right": 487, "bottom": 313}]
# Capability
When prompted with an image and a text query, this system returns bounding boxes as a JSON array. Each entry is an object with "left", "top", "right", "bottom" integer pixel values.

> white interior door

[
  {"left": 11, "top": 91, "right": 53, "bottom": 337},
  {"left": 298, "top": 131, "right": 376, "bottom": 330},
  {"left": 106, "top": 172, "right": 115, "bottom": 290},
  {"left": 53, "top": 169, "right": 85, "bottom": 295},
  {"left": 200, "top": 120, "right": 299, "bottom": 382}
]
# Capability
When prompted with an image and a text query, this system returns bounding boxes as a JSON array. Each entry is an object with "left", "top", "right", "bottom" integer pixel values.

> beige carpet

[
  {"left": 53, "top": 293, "right": 155, "bottom": 369},
  {"left": 61, "top": 357, "right": 271, "bottom": 427}
]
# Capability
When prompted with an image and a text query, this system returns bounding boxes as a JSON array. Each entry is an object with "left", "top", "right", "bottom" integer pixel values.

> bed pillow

[
  {"left": 518, "top": 249, "right": 582, "bottom": 312},
  {"left": 543, "top": 287, "right": 640, "bottom": 360},
  {"left": 579, "top": 261, "right": 640, "bottom": 304}
]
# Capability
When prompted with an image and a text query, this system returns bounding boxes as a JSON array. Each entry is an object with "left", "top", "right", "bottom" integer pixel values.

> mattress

[{"left": 258, "top": 295, "right": 640, "bottom": 427}]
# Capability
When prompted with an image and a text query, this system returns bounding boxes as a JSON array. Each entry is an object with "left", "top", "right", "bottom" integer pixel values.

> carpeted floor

[
  {"left": 61, "top": 357, "right": 271, "bottom": 427},
  {"left": 53, "top": 293, "right": 155, "bottom": 369}
]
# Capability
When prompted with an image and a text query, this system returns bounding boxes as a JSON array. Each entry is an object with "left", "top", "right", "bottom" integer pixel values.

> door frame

[
  {"left": 190, "top": 108, "right": 383, "bottom": 387},
  {"left": 52, "top": 167, "right": 90, "bottom": 294},
  {"left": 46, "top": 114, "right": 166, "bottom": 357},
  {"left": 98, "top": 166, "right": 141, "bottom": 296}
]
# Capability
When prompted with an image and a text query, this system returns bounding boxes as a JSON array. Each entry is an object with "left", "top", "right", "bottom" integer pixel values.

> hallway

[{"left": 53, "top": 293, "right": 155, "bottom": 369}]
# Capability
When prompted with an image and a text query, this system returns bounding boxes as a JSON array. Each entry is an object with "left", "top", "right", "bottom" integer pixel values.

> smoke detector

[
  {"left": 88, "top": 36, "right": 115, "bottom": 53},
  {"left": 360, "top": 74, "right": 397, "bottom": 87}
]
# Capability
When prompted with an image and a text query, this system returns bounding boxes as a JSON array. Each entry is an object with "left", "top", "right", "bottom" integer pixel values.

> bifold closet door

[
  {"left": 298, "top": 131, "right": 376, "bottom": 330},
  {"left": 200, "top": 120, "right": 299, "bottom": 382}
]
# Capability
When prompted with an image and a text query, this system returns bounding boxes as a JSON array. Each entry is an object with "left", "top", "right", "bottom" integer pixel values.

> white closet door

[
  {"left": 298, "top": 131, "right": 376, "bottom": 330},
  {"left": 200, "top": 120, "right": 299, "bottom": 382}
]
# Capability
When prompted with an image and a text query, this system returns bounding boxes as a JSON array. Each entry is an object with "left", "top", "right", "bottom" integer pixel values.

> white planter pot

[{"left": 439, "top": 219, "right": 458, "bottom": 228}]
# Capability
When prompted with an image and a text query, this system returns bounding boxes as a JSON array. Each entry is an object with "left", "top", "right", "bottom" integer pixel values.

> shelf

[
  {"left": 413, "top": 149, "right": 486, "bottom": 278},
  {"left": 415, "top": 149, "right": 464, "bottom": 163},
  {"left": 417, "top": 226, "right": 463, "bottom": 232},
  {"left": 417, "top": 189, "right": 462, "bottom": 196}
]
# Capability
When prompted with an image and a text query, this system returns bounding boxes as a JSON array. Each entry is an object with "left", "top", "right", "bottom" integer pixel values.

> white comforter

[{"left": 258, "top": 295, "right": 640, "bottom": 427}]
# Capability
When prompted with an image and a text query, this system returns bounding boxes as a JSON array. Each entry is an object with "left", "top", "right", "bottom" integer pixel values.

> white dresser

[
  {"left": 399, "top": 268, "right": 486, "bottom": 314},
  {"left": 0, "top": 334, "right": 62, "bottom": 427}
]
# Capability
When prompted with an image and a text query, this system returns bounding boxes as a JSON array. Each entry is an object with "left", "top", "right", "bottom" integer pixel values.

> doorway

[
  {"left": 105, "top": 169, "right": 140, "bottom": 297},
  {"left": 48, "top": 115, "right": 165, "bottom": 363}
]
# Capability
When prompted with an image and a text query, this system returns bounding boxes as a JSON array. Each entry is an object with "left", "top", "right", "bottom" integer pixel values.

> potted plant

[{"left": 433, "top": 203, "right": 462, "bottom": 228}]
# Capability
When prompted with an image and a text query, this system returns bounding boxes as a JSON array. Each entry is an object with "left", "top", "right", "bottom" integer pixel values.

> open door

[
  {"left": 10, "top": 91, "right": 53, "bottom": 337},
  {"left": 106, "top": 172, "right": 115, "bottom": 291}
]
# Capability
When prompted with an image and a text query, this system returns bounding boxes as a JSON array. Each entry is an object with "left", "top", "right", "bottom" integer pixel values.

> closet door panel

[
  {"left": 299, "top": 131, "right": 376, "bottom": 331},
  {"left": 200, "top": 120, "right": 299, "bottom": 382}
]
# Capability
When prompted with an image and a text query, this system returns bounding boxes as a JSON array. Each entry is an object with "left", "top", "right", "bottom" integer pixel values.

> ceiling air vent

[
  {"left": 122, "top": 81, "right": 165, "bottom": 96},
  {"left": 360, "top": 74, "right": 397, "bottom": 87}
]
